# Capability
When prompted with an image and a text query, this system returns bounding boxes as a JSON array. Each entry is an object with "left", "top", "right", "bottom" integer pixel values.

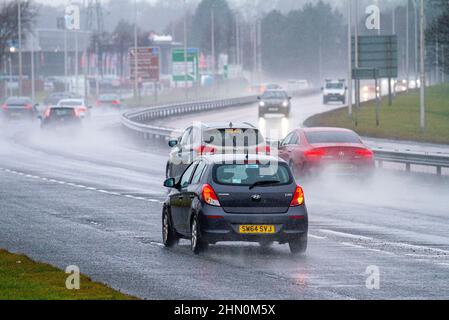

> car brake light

[
  {"left": 196, "top": 145, "right": 216, "bottom": 155},
  {"left": 304, "top": 148, "right": 326, "bottom": 159},
  {"left": 201, "top": 184, "right": 221, "bottom": 207},
  {"left": 112, "top": 100, "right": 119, "bottom": 105},
  {"left": 1, "top": 104, "right": 7, "bottom": 110},
  {"left": 256, "top": 145, "right": 271, "bottom": 154},
  {"left": 290, "top": 185, "right": 305, "bottom": 207},
  {"left": 25, "top": 104, "right": 33, "bottom": 110},
  {"left": 356, "top": 148, "right": 374, "bottom": 158}
]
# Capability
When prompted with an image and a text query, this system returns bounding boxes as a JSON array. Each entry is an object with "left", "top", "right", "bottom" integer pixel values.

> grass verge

[
  {"left": 304, "top": 84, "right": 449, "bottom": 145},
  {"left": 0, "top": 249, "right": 136, "bottom": 300}
]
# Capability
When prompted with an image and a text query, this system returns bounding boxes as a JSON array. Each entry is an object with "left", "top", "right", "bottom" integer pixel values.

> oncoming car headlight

[
  {"left": 282, "top": 101, "right": 289, "bottom": 107},
  {"left": 259, "top": 101, "right": 265, "bottom": 107}
]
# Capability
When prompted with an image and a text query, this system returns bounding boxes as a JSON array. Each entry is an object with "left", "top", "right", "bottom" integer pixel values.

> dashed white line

[{"left": 0, "top": 166, "right": 164, "bottom": 204}]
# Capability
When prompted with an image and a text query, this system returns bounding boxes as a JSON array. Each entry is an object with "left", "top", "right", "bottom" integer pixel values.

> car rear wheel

[
  {"left": 162, "top": 207, "right": 179, "bottom": 247},
  {"left": 289, "top": 233, "right": 308, "bottom": 255},
  {"left": 191, "top": 216, "right": 208, "bottom": 254}
]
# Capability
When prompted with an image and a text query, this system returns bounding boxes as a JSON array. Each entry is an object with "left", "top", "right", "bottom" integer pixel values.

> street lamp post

[
  {"left": 347, "top": 0, "right": 353, "bottom": 116},
  {"left": 18, "top": 0, "right": 23, "bottom": 96},
  {"left": 184, "top": 0, "right": 188, "bottom": 99},
  {"left": 419, "top": 0, "right": 425, "bottom": 130},
  {"left": 134, "top": 0, "right": 139, "bottom": 101}
]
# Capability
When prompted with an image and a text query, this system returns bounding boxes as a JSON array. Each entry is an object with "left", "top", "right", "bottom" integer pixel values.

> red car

[{"left": 278, "top": 127, "right": 375, "bottom": 177}]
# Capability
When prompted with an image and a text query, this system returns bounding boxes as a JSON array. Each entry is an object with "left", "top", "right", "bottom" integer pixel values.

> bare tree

[{"left": 0, "top": 1, "right": 38, "bottom": 64}]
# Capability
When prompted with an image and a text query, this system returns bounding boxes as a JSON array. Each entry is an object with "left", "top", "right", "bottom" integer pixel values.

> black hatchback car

[{"left": 162, "top": 154, "right": 308, "bottom": 255}]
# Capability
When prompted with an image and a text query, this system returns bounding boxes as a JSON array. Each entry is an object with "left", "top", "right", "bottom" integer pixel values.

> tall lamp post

[
  {"left": 419, "top": 0, "right": 425, "bottom": 130},
  {"left": 17, "top": 0, "right": 23, "bottom": 96},
  {"left": 184, "top": 0, "right": 188, "bottom": 99}
]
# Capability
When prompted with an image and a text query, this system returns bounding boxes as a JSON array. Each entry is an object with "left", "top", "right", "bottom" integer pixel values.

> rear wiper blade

[{"left": 249, "top": 180, "right": 281, "bottom": 190}]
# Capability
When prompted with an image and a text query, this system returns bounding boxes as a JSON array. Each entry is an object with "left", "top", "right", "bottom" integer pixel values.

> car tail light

[
  {"left": 356, "top": 148, "right": 374, "bottom": 158},
  {"left": 24, "top": 104, "right": 33, "bottom": 110},
  {"left": 304, "top": 148, "right": 326, "bottom": 160},
  {"left": 75, "top": 107, "right": 87, "bottom": 117},
  {"left": 290, "top": 185, "right": 305, "bottom": 207},
  {"left": 196, "top": 145, "right": 216, "bottom": 155},
  {"left": 256, "top": 145, "right": 271, "bottom": 154},
  {"left": 1, "top": 104, "right": 7, "bottom": 110},
  {"left": 112, "top": 100, "right": 120, "bottom": 105},
  {"left": 201, "top": 184, "right": 221, "bottom": 207}
]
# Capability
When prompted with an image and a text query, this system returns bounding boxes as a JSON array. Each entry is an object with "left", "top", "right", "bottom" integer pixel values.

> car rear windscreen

[
  {"left": 203, "top": 128, "right": 265, "bottom": 147},
  {"left": 60, "top": 101, "right": 82, "bottom": 106},
  {"left": 99, "top": 95, "right": 119, "bottom": 101},
  {"left": 305, "top": 131, "right": 361, "bottom": 144},
  {"left": 214, "top": 163, "right": 291, "bottom": 186},
  {"left": 6, "top": 98, "right": 30, "bottom": 105}
]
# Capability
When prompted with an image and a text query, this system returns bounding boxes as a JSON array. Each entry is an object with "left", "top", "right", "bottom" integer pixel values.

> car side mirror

[
  {"left": 288, "top": 97, "right": 292, "bottom": 100},
  {"left": 257, "top": 96, "right": 261, "bottom": 100},
  {"left": 321, "top": 87, "right": 324, "bottom": 91},
  {"left": 163, "top": 178, "right": 176, "bottom": 188},
  {"left": 168, "top": 139, "right": 178, "bottom": 148}
]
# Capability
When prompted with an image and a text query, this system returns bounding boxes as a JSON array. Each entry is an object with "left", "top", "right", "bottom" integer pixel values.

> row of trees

[
  {"left": 261, "top": 2, "right": 346, "bottom": 82},
  {"left": 0, "top": 1, "right": 37, "bottom": 66}
]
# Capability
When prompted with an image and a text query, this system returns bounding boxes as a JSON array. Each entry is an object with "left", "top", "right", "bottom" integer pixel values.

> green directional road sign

[
  {"left": 352, "top": 68, "right": 379, "bottom": 80},
  {"left": 172, "top": 48, "right": 199, "bottom": 83},
  {"left": 352, "top": 35, "right": 398, "bottom": 79}
]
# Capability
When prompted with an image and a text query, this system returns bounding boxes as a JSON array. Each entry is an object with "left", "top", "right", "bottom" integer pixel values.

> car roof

[
  {"left": 59, "top": 99, "right": 84, "bottom": 103},
  {"left": 200, "top": 122, "right": 257, "bottom": 130},
  {"left": 7, "top": 96, "right": 30, "bottom": 100},
  {"left": 200, "top": 154, "right": 286, "bottom": 165},
  {"left": 300, "top": 127, "right": 357, "bottom": 134}
]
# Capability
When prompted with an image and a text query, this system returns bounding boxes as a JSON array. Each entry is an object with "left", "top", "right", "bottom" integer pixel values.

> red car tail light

[
  {"left": 201, "top": 184, "right": 221, "bottom": 207},
  {"left": 304, "top": 148, "right": 326, "bottom": 160},
  {"left": 355, "top": 148, "right": 374, "bottom": 158},
  {"left": 196, "top": 145, "right": 216, "bottom": 155},
  {"left": 112, "top": 100, "right": 120, "bottom": 105},
  {"left": 290, "top": 185, "right": 305, "bottom": 207},
  {"left": 256, "top": 145, "right": 271, "bottom": 154},
  {"left": 1, "top": 104, "right": 7, "bottom": 110},
  {"left": 24, "top": 104, "right": 33, "bottom": 110}
]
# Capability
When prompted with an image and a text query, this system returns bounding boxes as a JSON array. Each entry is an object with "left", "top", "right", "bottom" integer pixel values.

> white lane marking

[
  {"left": 319, "top": 229, "right": 373, "bottom": 241},
  {"left": 318, "top": 228, "right": 449, "bottom": 262},
  {"left": 0, "top": 166, "right": 165, "bottom": 204},
  {"left": 309, "top": 234, "right": 327, "bottom": 240}
]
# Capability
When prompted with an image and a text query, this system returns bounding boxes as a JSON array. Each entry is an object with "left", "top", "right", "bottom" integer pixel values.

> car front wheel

[{"left": 289, "top": 233, "right": 308, "bottom": 255}]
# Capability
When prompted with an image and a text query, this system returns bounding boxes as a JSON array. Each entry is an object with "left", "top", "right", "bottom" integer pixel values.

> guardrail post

[
  {"left": 406, "top": 163, "right": 411, "bottom": 172},
  {"left": 437, "top": 166, "right": 442, "bottom": 176}
]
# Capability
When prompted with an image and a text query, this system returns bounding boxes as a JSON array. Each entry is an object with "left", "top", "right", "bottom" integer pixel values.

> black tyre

[
  {"left": 190, "top": 215, "right": 208, "bottom": 254},
  {"left": 162, "top": 206, "right": 179, "bottom": 247},
  {"left": 289, "top": 233, "right": 308, "bottom": 255}
]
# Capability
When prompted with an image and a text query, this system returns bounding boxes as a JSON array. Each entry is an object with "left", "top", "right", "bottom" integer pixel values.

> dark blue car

[{"left": 162, "top": 154, "right": 308, "bottom": 255}]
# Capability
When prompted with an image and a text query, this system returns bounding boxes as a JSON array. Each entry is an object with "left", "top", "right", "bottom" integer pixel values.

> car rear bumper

[
  {"left": 2, "top": 109, "right": 35, "bottom": 119},
  {"left": 304, "top": 161, "right": 375, "bottom": 176},
  {"left": 199, "top": 205, "right": 308, "bottom": 244}
]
